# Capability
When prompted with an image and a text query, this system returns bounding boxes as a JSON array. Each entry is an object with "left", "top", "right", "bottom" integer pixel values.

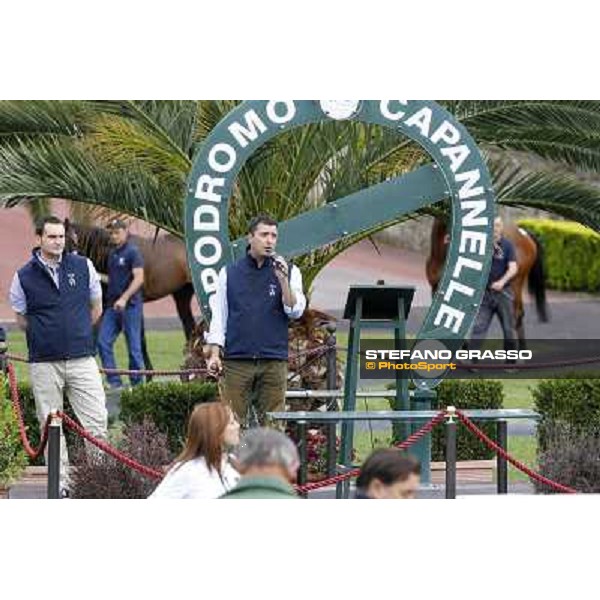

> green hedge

[
  {"left": 533, "top": 379, "right": 600, "bottom": 451},
  {"left": 120, "top": 380, "right": 218, "bottom": 453},
  {"left": 518, "top": 218, "right": 600, "bottom": 292},
  {"left": 1, "top": 374, "right": 27, "bottom": 486},
  {"left": 431, "top": 380, "right": 504, "bottom": 461}
]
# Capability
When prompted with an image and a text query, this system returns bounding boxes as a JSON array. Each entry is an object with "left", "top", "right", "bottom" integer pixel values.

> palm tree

[{"left": 2, "top": 100, "right": 600, "bottom": 291}]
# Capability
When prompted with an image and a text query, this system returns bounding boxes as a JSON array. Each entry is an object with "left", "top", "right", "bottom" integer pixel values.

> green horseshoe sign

[{"left": 184, "top": 100, "right": 495, "bottom": 380}]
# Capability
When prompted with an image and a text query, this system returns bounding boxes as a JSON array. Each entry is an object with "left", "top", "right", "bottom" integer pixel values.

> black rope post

[
  {"left": 0, "top": 326, "right": 7, "bottom": 375},
  {"left": 325, "top": 323, "right": 338, "bottom": 478},
  {"left": 47, "top": 413, "right": 62, "bottom": 499},
  {"left": 496, "top": 419, "right": 508, "bottom": 494},
  {"left": 297, "top": 420, "right": 308, "bottom": 498},
  {"left": 445, "top": 407, "right": 457, "bottom": 500}
]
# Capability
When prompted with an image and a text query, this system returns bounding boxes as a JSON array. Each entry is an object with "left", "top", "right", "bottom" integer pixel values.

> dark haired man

[
  {"left": 97, "top": 219, "right": 145, "bottom": 388},
  {"left": 356, "top": 449, "right": 421, "bottom": 499},
  {"left": 470, "top": 216, "right": 518, "bottom": 353},
  {"left": 206, "top": 214, "right": 306, "bottom": 426},
  {"left": 9, "top": 216, "right": 107, "bottom": 495}
]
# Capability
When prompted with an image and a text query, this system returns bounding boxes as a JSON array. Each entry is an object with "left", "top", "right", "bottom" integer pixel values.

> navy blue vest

[
  {"left": 18, "top": 251, "right": 94, "bottom": 362},
  {"left": 225, "top": 254, "right": 289, "bottom": 360}
]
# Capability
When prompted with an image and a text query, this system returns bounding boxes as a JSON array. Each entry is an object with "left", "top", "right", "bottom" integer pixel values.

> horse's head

[{"left": 63, "top": 220, "right": 111, "bottom": 273}]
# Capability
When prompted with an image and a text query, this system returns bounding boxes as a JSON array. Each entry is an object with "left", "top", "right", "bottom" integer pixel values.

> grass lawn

[{"left": 5, "top": 328, "right": 187, "bottom": 385}]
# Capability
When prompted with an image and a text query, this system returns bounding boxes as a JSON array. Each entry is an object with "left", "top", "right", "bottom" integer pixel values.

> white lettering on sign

[
  {"left": 194, "top": 236, "right": 222, "bottom": 266},
  {"left": 208, "top": 143, "right": 237, "bottom": 173},
  {"left": 375, "top": 101, "right": 493, "bottom": 337},
  {"left": 195, "top": 174, "right": 225, "bottom": 203},
  {"left": 266, "top": 100, "right": 297, "bottom": 124},
  {"left": 228, "top": 109, "right": 268, "bottom": 148},
  {"left": 193, "top": 204, "right": 220, "bottom": 232}
]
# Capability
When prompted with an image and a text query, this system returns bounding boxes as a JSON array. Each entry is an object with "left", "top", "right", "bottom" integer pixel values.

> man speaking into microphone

[{"left": 206, "top": 214, "right": 306, "bottom": 426}]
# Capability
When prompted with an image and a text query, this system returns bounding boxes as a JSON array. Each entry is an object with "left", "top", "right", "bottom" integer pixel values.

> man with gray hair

[{"left": 220, "top": 428, "right": 300, "bottom": 499}]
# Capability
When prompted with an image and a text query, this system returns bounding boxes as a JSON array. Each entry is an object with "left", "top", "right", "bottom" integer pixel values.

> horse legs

[
  {"left": 141, "top": 317, "right": 153, "bottom": 383},
  {"left": 514, "top": 298, "right": 527, "bottom": 351},
  {"left": 173, "top": 283, "right": 196, "bottom": 341}
]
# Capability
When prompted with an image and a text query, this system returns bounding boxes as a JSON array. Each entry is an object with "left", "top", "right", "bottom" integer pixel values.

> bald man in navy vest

[{"left": 206, "top": 214, "right": 306, "bottom": 426}]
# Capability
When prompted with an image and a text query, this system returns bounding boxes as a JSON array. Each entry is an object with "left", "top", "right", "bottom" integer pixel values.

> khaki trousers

[
  {"left": 29, "top": 356, "right": 108, "bottom": 489},
  {"left": 219, "top": 359, "right": 287, "bottom": 427}
]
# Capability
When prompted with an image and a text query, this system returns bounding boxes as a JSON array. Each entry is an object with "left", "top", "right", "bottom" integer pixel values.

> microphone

[{"left": 272, "top": 253, "right": 288, "bottom": 276}]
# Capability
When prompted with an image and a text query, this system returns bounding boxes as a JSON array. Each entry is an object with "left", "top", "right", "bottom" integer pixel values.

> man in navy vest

[
  {"left": 9, "top": 216, "right": 108, "bottom": 495},
  {"left": 470, "top": 216, "right": 519, "bottom": 353},
  {"left": 206, "top": 214, "right": 306, "bottom": 426},
  {"left": 97, "top": 219, "right": 145, "bottom": 388}
]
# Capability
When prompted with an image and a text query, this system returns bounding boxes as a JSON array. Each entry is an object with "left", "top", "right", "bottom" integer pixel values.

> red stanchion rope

[
  {"left": 295, "top": 411, "right": 446, "bottom": 493},
  {"left": 8, "top": 346, "right": 330, "bottom": 378},
  {"left": 6, "top": 362, "right": 50, "bottom": 460},
  {"left": 455, "top": 410, "right": 577, "bottom": 494},
  {"left": 57, "top": 412, "right": 163, "bottom": 480},
  {"left": 6, "top": 362, "right": 162, "bottom": 479}
]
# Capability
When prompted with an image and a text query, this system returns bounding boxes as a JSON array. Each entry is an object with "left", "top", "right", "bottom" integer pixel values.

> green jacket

[{"left": 220, "top": 476, "right": 299, "bottom": 499}]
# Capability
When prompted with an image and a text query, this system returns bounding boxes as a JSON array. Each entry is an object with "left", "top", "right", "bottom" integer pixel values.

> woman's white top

[{"left": 149, "top": 456, "right": 239, "bottom": 499}]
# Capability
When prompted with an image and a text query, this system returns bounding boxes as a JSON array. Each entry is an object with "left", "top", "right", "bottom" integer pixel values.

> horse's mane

[{"left": 65, "top": 220, "right": 112, "bottom": 272}]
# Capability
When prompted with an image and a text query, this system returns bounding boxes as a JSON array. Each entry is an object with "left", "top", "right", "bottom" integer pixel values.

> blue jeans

[{"left": 97, "top": 303, "right": 145, "bottom": 387}]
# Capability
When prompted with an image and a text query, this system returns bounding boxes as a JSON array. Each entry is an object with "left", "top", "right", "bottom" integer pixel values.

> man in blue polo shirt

[
  {"left": 470, "top": 216, "right": 519, "bottom": 352},
  {"left": 97, "top": 219, "right": 145, "bottom": 388}
]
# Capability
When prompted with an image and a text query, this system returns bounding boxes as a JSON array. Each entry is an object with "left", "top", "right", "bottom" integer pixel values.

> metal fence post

[
  {"left": 0, "top": 326, "right": 7, "bottom": 375},
  {"left": 496, "top": 419, "right": 508, "bottom": 494},
  {"left": 297, "top": 419, "right": 308, "bottom": 498},
  {"left": 325, "top": 323, "right": 338, "bottom": 478},
  {"left": 47, "top": 413, "right": 62, "bottom": 499},
  {"left": 445, "top": 407, "right": 457, "bottom": 500}
]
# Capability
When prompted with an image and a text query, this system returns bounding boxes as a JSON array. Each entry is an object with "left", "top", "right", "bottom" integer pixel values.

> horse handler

[
  {"left": 97, "top": 218, "right": 145, "bottom": 388},
  {"left": 470, "top": 216, "right": 519, "bottom": 352}
]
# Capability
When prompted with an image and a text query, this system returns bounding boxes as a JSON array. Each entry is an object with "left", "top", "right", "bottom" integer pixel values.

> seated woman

[{"left": 149, "top": 402, "right": 240, "bottom": 499}]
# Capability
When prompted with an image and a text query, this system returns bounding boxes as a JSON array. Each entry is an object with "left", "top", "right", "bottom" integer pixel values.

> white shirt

[
  {"left": 148, "top": 456, "right": 240, "bottom": 499},
  {"left": 206, "top": 263, "right": 306, "bottom": 348}
]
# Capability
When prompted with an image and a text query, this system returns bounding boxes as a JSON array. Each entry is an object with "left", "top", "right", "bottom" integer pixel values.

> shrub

[
  {"left": 533, "top": 379, "right": 600, "bottom": 451},
  {"left": 518, "top": 219, "right": 600, "bottom": 292},
  {"left": 0, "top": 374, "right": 28, "bottom": 487},
  {"left": 69, "top": 418, "right": 172, "bottom": 499},
  {"left": 431, "top": 380, "right": 504, "bottom": 461},
  {"left": 120, "top": 380, "right": 218, "bottom": 453},
  {"left": 535, "top": 421, "right": 600, "bottom": 493}
]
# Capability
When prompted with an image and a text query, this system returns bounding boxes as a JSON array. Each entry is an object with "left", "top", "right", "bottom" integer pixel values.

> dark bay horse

[
  {"left": 426, "top": 216, "right": 549, "bottom": 348},
  {"left": 65, "top": 221, "right": 196, "bottom": 371}
]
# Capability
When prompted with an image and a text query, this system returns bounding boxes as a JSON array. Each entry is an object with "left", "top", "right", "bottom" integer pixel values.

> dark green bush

[
  {"left": 120, "top": 380, "right": 218, "bottom": 453},
  {"left": 387, "top": 379, "right": 504, "bottom": 461},
  {"left": 533, "top": 379, "right": 600, "bottom": 451},
  {"left": 431, "top": 380, "right": 504, "bottom": 461}
]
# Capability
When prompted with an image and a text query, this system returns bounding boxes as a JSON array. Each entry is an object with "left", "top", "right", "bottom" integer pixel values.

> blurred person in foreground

[
  {"left": 220, "top": 428, "right": 300, "bottom": 499},
  {"left": 356, "top": 449, "right": 420, "bottom": 499},
  {"left": 149, "top": 402, "right": 240, "bottom": 499}
]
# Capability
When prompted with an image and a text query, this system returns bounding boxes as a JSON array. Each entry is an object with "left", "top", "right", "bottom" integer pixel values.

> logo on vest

[
  {"left": 269, "top": 283, "right": 277, "bottom": 297},
  {"left": 67, "top": 272, "right": 76, "bottom": 287}
]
